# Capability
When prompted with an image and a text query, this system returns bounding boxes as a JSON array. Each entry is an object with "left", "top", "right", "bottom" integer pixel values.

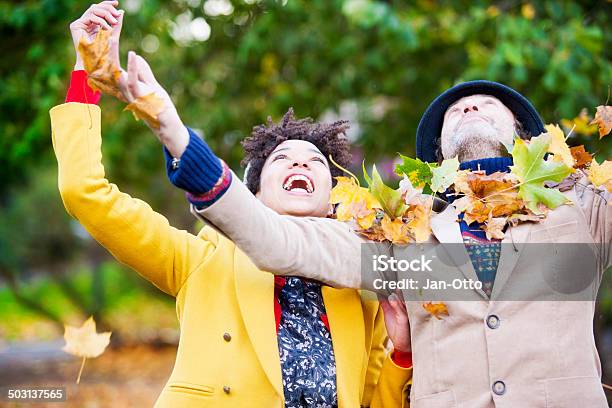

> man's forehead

[{"left": 446, "top": 94, "right": 502, "bottom": 110}]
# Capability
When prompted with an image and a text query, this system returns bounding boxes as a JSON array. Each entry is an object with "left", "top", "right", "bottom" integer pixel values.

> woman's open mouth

[{"left": 282, "top": 173, "right": 315, "bottom": 195}]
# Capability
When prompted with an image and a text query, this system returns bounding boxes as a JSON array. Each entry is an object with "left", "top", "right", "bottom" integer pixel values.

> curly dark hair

[{"left": 241, "top": 108, "right": 352, "bottom": 194}]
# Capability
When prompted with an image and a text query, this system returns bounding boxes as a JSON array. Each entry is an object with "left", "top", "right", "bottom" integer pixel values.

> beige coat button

[{"left": 223, "top": 332, "right": 232, "bottom": 342}]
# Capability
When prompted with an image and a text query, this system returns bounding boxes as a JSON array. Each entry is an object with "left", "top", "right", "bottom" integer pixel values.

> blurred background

[{"left": 0, "top": 0, "right": 610, "bottom": 406}]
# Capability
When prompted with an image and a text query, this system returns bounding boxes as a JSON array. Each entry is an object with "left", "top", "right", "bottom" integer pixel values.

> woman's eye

[
  {"left": 311, "top": 157, "right": 325, "bottom": 164},
  {"left": 272, "top": 154, "right": 288, "bottom": 161}
]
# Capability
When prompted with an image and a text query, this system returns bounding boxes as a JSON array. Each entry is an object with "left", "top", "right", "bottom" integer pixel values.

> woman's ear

[{"left": 327, "top": 203, "right": 334, "bottom": 217}]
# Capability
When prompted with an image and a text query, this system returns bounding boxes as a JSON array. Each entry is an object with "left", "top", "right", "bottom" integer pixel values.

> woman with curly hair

[{"left": 50, "top": 2, "right": 413, "bottom": 407}]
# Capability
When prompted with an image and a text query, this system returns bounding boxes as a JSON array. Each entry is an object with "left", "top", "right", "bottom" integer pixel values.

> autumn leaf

[
  {"left": 589, "top": 105, "right": 612, "bottom": 139},
  {"left": 560, "top": 108, "right": 597, "bottom": 136},
  {"left": 77, "top": 29, "right": 124, "bottom": 102},
  {"left": 510, "top": 133, "right": 572, "bottom": 213},
  {"left": 381, "top": 214, "right": 411, "bottom": 244},
  {"left": 399, "top": 175, "right": 422, "bottom": 205},
  {"left": 63, "top": 317, "right": 111, "bottom": 384},
  {"left": 587, "top": 159, "right": 612, "bottom": 192},
  {"left": 395, "top": 154, "right": 437, "bottom": 193},
  {"left": 545, "top": 124, "right": 575, "bottom": 168},
  {"left": 483, "top": 216, "right": 507, "bottom": 240},
  {"left": 570, "top": 145, "right": 592, "bottom": 169},
  {"left": 364, "top": 164, "right": 408, "bottom": 219},
  {"left": 422, "top": 302, "right": 449, "bottom": 320},
  {"left": 124, "top": 92, "right": 166, "bottom": 129},
  {"left": 430, "top": 157, "right": 460, "bottom": 193},
  {"left": 407, "top": 203, "right": 432, "bottom": 243},
  {"left": 330, "top": 176, "right": 381, "bottom": 229}
]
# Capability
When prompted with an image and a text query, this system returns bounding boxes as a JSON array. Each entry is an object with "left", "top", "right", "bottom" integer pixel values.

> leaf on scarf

[
  {"left": 483, "top": 216, "right": 507, "bottom": 240},
  {"left": 587, "top": 159, "right": 612, "bottom": 192},
  {"left": 430, "top": 157, "right": 460, "bottom": 193},
  {"left": 422, "top": 302, "right": 449, "bottom": 320},
  {"left": 560, "top": 108, "right": 598, "bottom": 136},
  {"left": 570, "top": 145, "right": 592, "bottom": 169},
  {"left": 330, "top": 176, "right": 381, "bottom": 229},
  {"left": 395, "top": 155, "right": 437, "bottom": 193},
  {"left": 589, "top": 105, "right": 612, "bottom": 139},
  {"left": 453, "top": 171, "right": 523, "bottom": 225},
  {"left": 77, "top": 29, "right": 124, "bottom": 102},
  {"left": 545, "top": 124, "right": 575, "bottom": 168},
  {"left": 510, "top": 133, "right": 572, "bottom": 213},
  {"left": 124, "top": 92, "right": 165, "bottom": 129}
]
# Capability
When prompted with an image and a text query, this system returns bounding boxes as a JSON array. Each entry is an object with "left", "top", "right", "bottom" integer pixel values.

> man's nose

[{"left": 463, "top": 105, "right": 479, "bottom": 114}]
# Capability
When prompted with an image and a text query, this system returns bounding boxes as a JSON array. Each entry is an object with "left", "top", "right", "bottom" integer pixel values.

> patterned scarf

[{"left": 277, "top": 277, "right": 337, "bottom": 408}]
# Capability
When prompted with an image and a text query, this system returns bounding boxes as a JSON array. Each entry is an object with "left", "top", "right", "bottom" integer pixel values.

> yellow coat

[{"left": 50, "top": 103, "right": 412, "bottom": 407}]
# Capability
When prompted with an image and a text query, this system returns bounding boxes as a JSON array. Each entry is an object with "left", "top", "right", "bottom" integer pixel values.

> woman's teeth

[{"left": 283, "top": 174, "right": 314, "bottom": 193}]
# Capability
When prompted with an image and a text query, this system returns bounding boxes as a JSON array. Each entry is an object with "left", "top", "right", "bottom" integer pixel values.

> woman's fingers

[
  {"left": 83, "top": 14, "right": 112, "bottom": 31},
  {"left": 135, "top": 55, "right": 158, "bottom": 85},
  {"left": 90, "top": 7, "right": 119, "bottom": 25},
  {"left": 127, "top": 51, "right": 143, "bottom": 98}
]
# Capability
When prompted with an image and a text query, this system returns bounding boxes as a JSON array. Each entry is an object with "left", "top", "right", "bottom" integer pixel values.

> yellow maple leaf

[
  {"left": 422, "top": 302, "right": 449, "bottom": 320},
  {"left": 588, "top": 159, "right": 612, "bottom": 192},
  {"left": 589, "top": 105, "right": 612, "bottom": 139},
  {"left": 63, "top": 316, "right": 111, "bottom": 384},
  {"left": 407, "top": 203, "right": 432, "bottom": 243},
  {"left": 381, "top": 214, "right": 412, "bottom": 244},
  {"left": 330, "top": 176, "right": 381, "bottom": 229},
  {"left": 124, "top": 92, "right": 166, "bottom": 129},
  {"left": 560, "top": 108, "right": 598, "bottom": 136},
  {"left": 545, "top": 124, "right": 575, "bottom": 168},
  {"left": 77, "top": 29, "right": 124, "bottom": 102}
]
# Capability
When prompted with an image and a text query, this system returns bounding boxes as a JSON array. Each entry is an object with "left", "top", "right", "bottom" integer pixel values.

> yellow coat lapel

[
  {"left": 234, "top": 250, "right": 284, "bottom": 400},
  {"left": 322, "top": 286, "right": 365, "bottom": 407}
]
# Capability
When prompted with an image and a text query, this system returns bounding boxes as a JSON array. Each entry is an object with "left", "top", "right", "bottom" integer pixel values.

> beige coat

[{"left": 193, "top": 173, "right": 611, "bottom": 408}]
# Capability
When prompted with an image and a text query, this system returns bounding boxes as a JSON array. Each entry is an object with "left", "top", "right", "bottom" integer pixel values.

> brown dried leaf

[
  {"left": 77, "top": 29, "right": 124, "bottom": 102},
  {"left": 570, "top": 145, "right": 593, "bottom": 169},
  {"left": 589, "top": 105, "right": 612, "bottom": 139},
  {"left": 124, "top": 92, "right": 165, "bottom": 129}
]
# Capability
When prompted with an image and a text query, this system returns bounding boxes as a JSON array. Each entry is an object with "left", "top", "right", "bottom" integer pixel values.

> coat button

[
  {"left": 486, "top": 314, "right": 500, "bottom": 329},
  {"left": 492, "top": 380, "right": 506, "bottom": 395},
  {"left": 223, "top": 386, "right": 231, "bottom": 394},
  {"left": 223, "top": 332, "right": 232, "bottom": 342}
]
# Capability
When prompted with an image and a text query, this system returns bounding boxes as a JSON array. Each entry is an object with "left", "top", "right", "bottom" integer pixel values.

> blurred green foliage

[{"left": 0, "top": 0, "right": 610, "bottom": 327}]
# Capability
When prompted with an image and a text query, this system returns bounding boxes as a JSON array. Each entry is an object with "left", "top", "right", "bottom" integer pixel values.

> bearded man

[{"left": 163, "top": 81, "right": 610, "bottom": 407}]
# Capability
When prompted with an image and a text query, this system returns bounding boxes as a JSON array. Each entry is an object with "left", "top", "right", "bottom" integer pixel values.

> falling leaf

[
  {"left": 430, "top": 157, "right": 460, "bottom": 193},
  {"left": 510, "top": 134, "right": 572, "bottom": 213},
  {"left": 570, "top": 145, "right": 593, "bottom": 169},
  {"left": 587, "top": 159, "right": 612, "bottom": 192},
  {"left": 589, "top": 105, "right": 612, "bottom": 139},
  {"left": 77, "top": 29, "right": 124, "bottom": 102},
  {"left": 545, "top": 124, "right": 575, "bottom": 168},
  {"left": 124, "top": 92, "right": 166, "bottom": 129},
  {"left": 395, "top": 155, "right": 437, "bottom": 193},
  {"left": 364, "top": 164, "right": 408, "bottom": 218},
  {"left": 560, "top": 108, "right": 597, "bottom": 136},
  {"left": 422, "top": 302, "right": 449, "bottom": 320},
  {"left": 63, "top": 317, "right": 111, "bottom": 384},
  {"left": 330, "top": 176, "right": 381, "bottom": 229}
]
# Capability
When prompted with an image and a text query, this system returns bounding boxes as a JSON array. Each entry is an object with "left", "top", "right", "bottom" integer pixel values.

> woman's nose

[
  {"left": 291, "top": 161, "right": 309, "bottom": 169},
  {"left": 463, "top": 105, "right": 479, "bottom": 113}
]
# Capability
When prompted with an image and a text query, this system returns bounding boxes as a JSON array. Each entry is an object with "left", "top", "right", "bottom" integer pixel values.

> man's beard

[{"left": 445, "top": 122, "right": 508, "bottom": 162}]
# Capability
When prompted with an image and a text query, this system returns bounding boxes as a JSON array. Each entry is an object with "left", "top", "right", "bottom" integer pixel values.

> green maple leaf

[
  {"left": 430, "top": 157, "right": 459, "bottom": 193},
  {"left": 510, "top": 133, "right": 572, "bottom": 213},
  {"left": 363, "top": 163, "right": 408, "bottom": 218},
  {"left": 395, "top": 154, "right": 437, "bottom": 194}
]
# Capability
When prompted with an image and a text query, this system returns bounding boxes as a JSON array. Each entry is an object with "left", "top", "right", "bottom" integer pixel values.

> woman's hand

[
  {"left": 120, "top": 51, "right": 190, "bottom": 158},
  {"left": 70, "top": 1, "right": 123, "bottom": 70},
  {"left": 380, "top": 292, "right": 411, "bottom": 353}
]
